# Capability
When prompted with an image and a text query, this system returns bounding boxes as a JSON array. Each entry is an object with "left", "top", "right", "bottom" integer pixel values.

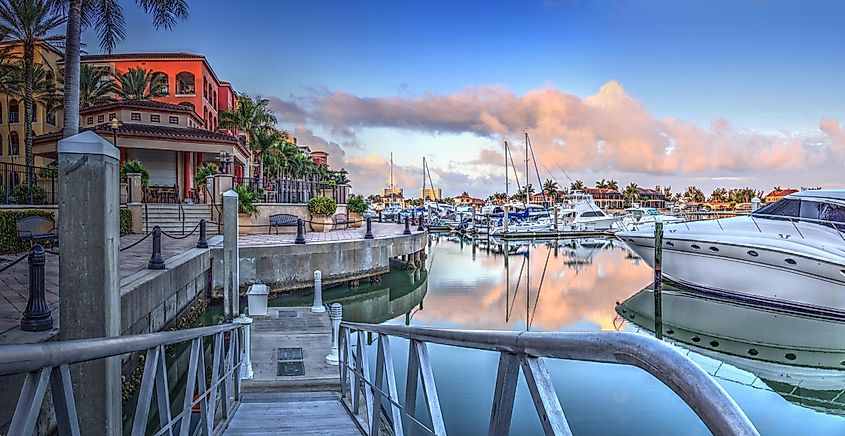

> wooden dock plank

[{"left": 223, "top": 393, "right": 362, "bottom": 435}]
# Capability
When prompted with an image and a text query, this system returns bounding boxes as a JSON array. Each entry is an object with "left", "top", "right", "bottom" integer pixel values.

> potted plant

[
  {"left": 346, "top": 194, "right": 366, "bottom": 228},
  {"left": 120, "top": 160, "right": 150, "bottom": 186},
  {"left": 308, "top": 196, "right": 337, "bottom": 232},
  {"left": 193, "top": 162, "right": 219, "bottom": 203},
  {"left": 234, "top": 185, "right": 260, "bottom": 234}
]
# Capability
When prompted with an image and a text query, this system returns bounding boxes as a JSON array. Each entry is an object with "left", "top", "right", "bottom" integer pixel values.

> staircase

[{"left": 141, "top": 203, "right": 217, "bottom": 235}]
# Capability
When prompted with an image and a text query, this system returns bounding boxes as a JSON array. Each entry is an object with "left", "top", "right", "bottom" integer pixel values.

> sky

[{"left": 83, "top": 0, "right": 845, "bottom": 197}]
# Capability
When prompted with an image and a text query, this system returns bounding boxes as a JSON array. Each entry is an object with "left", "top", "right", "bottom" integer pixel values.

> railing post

[
  {"left": 147, "top": 226, "right": 165, "bottom": 270},
  {"left": 378, "top": 210, "right": 382, "bottom": 223},
  {"left": 311, "top": 270, "right": 325, "bottom": 313},
  {"left": 196, "top": 219, "right": 208, "bottom": 249},
  {"left": 20, "top": 244, "right": 53, "bottom": 332},
  {"left": 417, "top": 212, "right": 424, "bottom": 231},
  {"left": 234, "top": 314, "right": 254, "bottom": 379},
  {"left": 295, "top": 218, "right": 306, "bottom": 244},
  {"left": 364, "top": 217, "right": 374, "bottom": 239},
  {"left": 326, "top": 303, "right": 342, "bottom": 365},
  {"left": 654, "top": 221, "right": 664, "bottom": 340},
  {"left": 404, "top": 217, "right": 411, "bottom": 235}
]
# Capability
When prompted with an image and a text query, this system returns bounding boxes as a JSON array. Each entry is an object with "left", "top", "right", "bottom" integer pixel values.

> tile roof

[
  {"left": 765, "top": 189, "right": 799, "bottom": 198},
  {"left": 79, "top": 52, "right": 204, "bottom": 62},
  {"left": 35, "top": 123, "right": 239, "bottom": 144},
  {"left": 81, "top": 99, "right": 196, "bottom": 115}
]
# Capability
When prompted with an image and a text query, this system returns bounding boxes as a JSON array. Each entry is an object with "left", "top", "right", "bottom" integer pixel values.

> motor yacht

[
  {"left": 617, "top": 190, "right": 845, "bottom": 317},
  {"left": 554, "top": 192, "right": 620, "bottom": 231},
  {"left": 617, "top": 203, "right": 684, "bottom": 230}
]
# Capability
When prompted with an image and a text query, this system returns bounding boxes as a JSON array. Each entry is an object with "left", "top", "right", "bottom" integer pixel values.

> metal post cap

[
  {"left": 329, "top": 303, "right": 343, "bottom": 319},
  {"left": 314, "top": 270, "right": 322, "bottom": 280}
]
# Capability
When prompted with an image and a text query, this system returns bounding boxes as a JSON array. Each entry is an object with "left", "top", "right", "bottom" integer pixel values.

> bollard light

[
  {"left": 148, "top": 226, "right": 165, "bottom": 270},
  {"left": 403, "top": 217, "right": 411, "bottom": 235},
  {"left": 311, "top": 270, "right": 325, "bottom": 313},
  {"left": 196, "top": 219, "right": 208, "bottom": 248},
  {"left": 364, "top": 217, "right": 374, "bottom": 239},
  {"left": 21, "top": 244, "right": 52, "bottom": 332},
  {"left": 417, "top": 212, "right": 424, "bottom": 231},
  {"left": 326, "top": 303, "right": 343, "bottom": 365},
  {"left": 233, "top": 314, "right": 254, "bottom": 379},
  {"left": 295, "top": 218, "right": 306, "bottom": 244}
]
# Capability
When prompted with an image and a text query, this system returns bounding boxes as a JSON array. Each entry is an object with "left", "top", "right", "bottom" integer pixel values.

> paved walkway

[{"left": 0, "top": 222, "right": 422, "bottom": 338}]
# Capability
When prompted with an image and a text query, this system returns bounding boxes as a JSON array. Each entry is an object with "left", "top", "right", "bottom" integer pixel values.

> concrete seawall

[{"left": 211, "top": 231, "right": 427, "bottom": 293}]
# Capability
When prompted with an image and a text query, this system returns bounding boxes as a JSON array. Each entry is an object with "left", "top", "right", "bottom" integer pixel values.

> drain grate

[
  {"left": 277, "top": 346, "right": 305, "bottom": 376},
  {"left": 277, "top": 310, "right": 297, "bottom": 318}
]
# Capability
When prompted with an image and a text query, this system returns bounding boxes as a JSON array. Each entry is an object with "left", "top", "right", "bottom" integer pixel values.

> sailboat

[{"left": 489, "top": 133, "right": 552, "bottom": 235}]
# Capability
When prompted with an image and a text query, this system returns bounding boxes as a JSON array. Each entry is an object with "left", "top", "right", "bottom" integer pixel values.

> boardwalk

[{"left": 223, "top": 392, "right": 361, "bottom": 435}]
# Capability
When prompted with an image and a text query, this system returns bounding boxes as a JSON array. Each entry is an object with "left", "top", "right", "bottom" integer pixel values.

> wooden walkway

[
  {"left": 223, "top": 307, "right": 363, "bottom": 435},
  {"left": 223, "top": 392, "right": 362, "bottom": 435}
]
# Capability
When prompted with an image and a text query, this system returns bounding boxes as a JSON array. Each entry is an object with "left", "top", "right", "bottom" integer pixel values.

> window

[
  {"left": 169, "top": 116, "right": 179, "bottom": 124},
  {"left": 87, "top": 116, "right": 94, "bottom": 125},
  {"left": 203, "top": 77, "right": 207, "bottom": 98},
  {"left": 151, "top": 114, "right": 160, "bottom": 122},
  {"left": 131, "top": 112, "right": 141, "bottom": 121},
  {"left": 9, "top": 99, "right": 19, "bottom": 123},
  {"left": 755, "top": 199, "right": 800, "bottom": 218},
  {"left": 151, "top": 72, "right": 169, "bottom": 96},
  {"left": 97, "top": 114, "right": 105, "bottom": 123},
  {"left": 0, "top": 134, "right": 3, "bottom": 155},
  {"left": 46, "top": 111, "right": 55, "bottom": 126},
  {"left": 109, "top": 113, "right": 116, "bottom": 121},
  {"left": 9, "top": 131, "right": 19, "bottom": 155},
  {"left": 176, "top": 72, "right": 195, "bottom": 95},
  {"left": 0, "top": 102, "right": 3, "bottom": 121}
]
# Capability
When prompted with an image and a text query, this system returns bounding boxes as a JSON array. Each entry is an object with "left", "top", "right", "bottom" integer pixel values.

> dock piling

[
  {"left": 311, "top": 270, "right": 326, "bottom": 313},
  {"left": 326, "top": 304, "right": 342, "bottom": 365},
  {"left": 654, "top": 221, "right": 664, "bottom": 340}
]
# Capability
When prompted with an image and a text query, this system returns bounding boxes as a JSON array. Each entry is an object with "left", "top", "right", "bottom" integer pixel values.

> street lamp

[
  {"left": 217, "top": 150, "right": 232, "bottom": 174},
  {"left": 109, "top": 117, "right": 122, "bottom": 147}
]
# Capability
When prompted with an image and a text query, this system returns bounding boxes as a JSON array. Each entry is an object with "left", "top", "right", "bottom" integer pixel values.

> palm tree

[
  {"left": 595, "top": 179, "right": 608, "bottom": 189},
  {"left": 622, "top": 182, "right": 640, "bottom": 207},
  {"left": 570, "top": 180, "right": 585, "bottom": 191},
  {"left": 116, "top": 66, "right": 166, "bottom": 100},
  {"left": 79, "top": 63, "right": 115, "bottom": 108},
  {"left": 606, "top": 179, "right": 619, "bottom": 191},
  {"left": 0, "top": 0, "right": 65, "bottom": 199},
  {"left": 542, "top": 179, "right": 558, "bottom": 202},
  {"left": 219, "top": 93, "right": 277, "bottom": 181},
  {"left": 685, "top": 186, "right": 706, "bottom": 203},
  {"left": 60, "top": 0, "right": 189, "bottom": 137}
]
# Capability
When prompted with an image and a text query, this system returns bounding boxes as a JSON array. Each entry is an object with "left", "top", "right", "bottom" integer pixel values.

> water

[{"left": 272, "top": 234, "right": 845, "bottom": 435}]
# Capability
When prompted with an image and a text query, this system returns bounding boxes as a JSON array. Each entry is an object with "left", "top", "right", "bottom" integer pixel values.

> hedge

[
  {"left": 120, "top": 208, "right": 133, "bottom": 236},
  {"left": 0, "top": 209, "right": 56, "bottom": 254}
]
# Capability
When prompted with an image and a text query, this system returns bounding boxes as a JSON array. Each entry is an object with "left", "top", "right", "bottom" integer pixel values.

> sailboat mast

[
  {"left": 525, "top": 132, "right": 530, "bottom": 205},
  {"left": 389, "top": 152, "right": 394, "bottom": 188},
  {"left": 422, "top": 157, "right": 426, "bottom": 203},
  {"left": 504, "top": 140, "right": 509, "bottom": 200}
]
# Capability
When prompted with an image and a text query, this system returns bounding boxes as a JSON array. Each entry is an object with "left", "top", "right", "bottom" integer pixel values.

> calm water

[{"left": 273, "top": 234, "right": 845, "bottom": 435}]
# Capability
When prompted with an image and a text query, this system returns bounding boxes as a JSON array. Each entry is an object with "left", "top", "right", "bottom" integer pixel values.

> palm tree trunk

[
  {"left": 62, "top": 0, "right": 82, "bottom": 138},
  {"left": 24, "top": 43, "right": 34, "bottom": 203}
]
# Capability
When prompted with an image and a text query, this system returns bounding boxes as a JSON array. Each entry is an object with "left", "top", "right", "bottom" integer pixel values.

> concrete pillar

[
  {"left": 234, "top": 314, "right": 254, "bottom": 379},
  {"left": 58, "top": 131, "right": 121, "bottom": 435},
  {"left": 126, "top": 173, "right": 143, "bottom": 204},
  {"left": 311, "top": 270, "right": 325, "bottom": 313},
  {"left": 223, "top": 189, "right": 240, "bottom": 319},
  {"left": 127, "top": 203, "right": 143, "bottom": 234}
]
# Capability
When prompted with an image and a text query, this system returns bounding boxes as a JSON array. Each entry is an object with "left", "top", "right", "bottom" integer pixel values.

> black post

[
  {"left": 378, "top": 210, "right": 382, "bottom": 223},
  {"left": 295, "top": 218, "right": 306, "bottom": 244},
  {"left": 403, "top": 217, "right": 411, "bottom": 235},
  {"left": 653, "top": 221, "right": 664, "bottom": 340},
  {"left": 148, "top": 226, "right": 165, "bottom": 270},
  {"left": 364, "top": 217, "right": 374, "bottom": 239},
  {"left": 416, "top": 212, "right": 424, "bottom": 231},
  {"left": 196, "top": 219, "right": 209, "bottom": 248},
  {"left": 21, "top": 244, "right": 52, "bottom": 332}
]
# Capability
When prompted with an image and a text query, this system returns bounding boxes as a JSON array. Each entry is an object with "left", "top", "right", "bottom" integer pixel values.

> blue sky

[{"left": 84, "top": 0, "right": 845, "bottom": 195}]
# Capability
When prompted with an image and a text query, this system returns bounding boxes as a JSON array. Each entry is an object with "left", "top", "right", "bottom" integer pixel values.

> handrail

[
  {"left": 0, "top": 323, "right": 238, "bottom": 375},
  {"left": 341, "top": 322, "right": 759, "bottom": 436}
]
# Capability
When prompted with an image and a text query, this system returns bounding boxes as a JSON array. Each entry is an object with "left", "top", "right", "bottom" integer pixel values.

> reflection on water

[{"left": 281, "top": 234, "right": 845, "bottom": 434}]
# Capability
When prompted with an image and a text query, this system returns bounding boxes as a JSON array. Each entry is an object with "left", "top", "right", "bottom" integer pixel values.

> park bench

[
  {"left": 16, "top": 216, "right": 57, "bottom": 248},
  {"left": 268, "top": 213, "right": 300, "bottom": 234},
  {"left": 332, "top": 213, "right": 351, "bottom": 230}
]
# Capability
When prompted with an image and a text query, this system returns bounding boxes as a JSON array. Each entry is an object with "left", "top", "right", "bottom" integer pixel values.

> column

[
  {"left": 223, "top": 189, "right": 240, "bottom": 319},
  {"left": 58, "top": 131, "right": 121, "bottom": 435}
]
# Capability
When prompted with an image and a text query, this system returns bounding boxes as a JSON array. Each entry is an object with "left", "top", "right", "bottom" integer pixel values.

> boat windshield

[
  {"left": 754, "top": 198, "right": 845, "bottom": 226},
  {"left": 645, "top": 209, "right": 661, "bottom": 215}
]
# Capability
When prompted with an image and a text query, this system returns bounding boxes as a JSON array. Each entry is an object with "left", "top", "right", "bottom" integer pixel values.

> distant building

[
  {"left": 582, "top": 188, "right": 623, "bottom": 210},
  {"left": 311, "top": 150, "right": 328, "bottom": 166},
  {"left": 454, "top": 192, "right": 485, "bottom": 208},
  {"left": 419, "top": 187, "right": 441, "bottom": 201},
  {"left": 382, "top": 186, "right": 403, "bottom": 199},
  {"left": 763, "top": 189, "right": 798, "bottom": 203},
  {"left": 636, "top": 188, "right": 667, "bottom": 209}
]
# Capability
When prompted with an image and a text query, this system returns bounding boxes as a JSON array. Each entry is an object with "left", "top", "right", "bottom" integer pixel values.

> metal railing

[
  {"left": 233, "top": 175, "right": 350, "bottom": 204},
  {"left": 339, "top": 322, "right": 760, "bottom": 436},
  {"left": 0, "top": 322, "right": 246, "bottom": 436},
  {"left": 0, "top": 162, "right": 58, "bottom": 205}
]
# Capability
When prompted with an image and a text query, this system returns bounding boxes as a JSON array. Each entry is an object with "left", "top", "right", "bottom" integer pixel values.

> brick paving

[{"left": 0, "top": 221, "right": 422, "bottom": 337}]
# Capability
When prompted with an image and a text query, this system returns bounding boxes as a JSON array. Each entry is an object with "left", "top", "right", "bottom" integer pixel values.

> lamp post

[
  {"left": 109, "top": 117, "right": 121, "bottom": 148},
  {"left": 217, "top": 150, "right": 232, "bottom": 175}
]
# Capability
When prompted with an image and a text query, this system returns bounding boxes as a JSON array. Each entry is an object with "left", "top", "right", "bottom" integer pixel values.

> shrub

[
  {"left": 308, "top": 196, "right": 337, "bottom": 216},
  {"left": 12, "top": 184, "right": 47, "bottom": 205},
  {"left": 234, "top": 185, "right": 259, "bottom": 217},
  {"left": 38, "top": 161, "right": 58, "bottom": 179},
  {"left": 193, "top": 162, "right": 219, "bottom": 187},
  {"left": 120, "top": 160, "right": 149, "bottom": 186},
  {"left": 347, "top": 194, "right": 367, "bottom": 214},
  {"left": 0, "top": 210, "right": 55, "bottom": 253},
  {"left": 119, "top": 208, "right": 133, "bottom": 235}
]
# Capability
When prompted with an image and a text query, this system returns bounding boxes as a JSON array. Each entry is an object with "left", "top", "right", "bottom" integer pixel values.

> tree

[
  {"left": 606, "top": 179, "right": 619, "bottom": 191},
  {"left": 622, "top": 182, "right": 640, "bottom": 207},
  {"left": 517, "top": 184, "right": 534, "bottom": 201},
  {"left": 595, "top": 179, "right": 608, "bottom": 189},
  {"left": 78, "top": 63, "right": 115, "bottom": 108},
  {"left": 116, "top": 66, "right": 166, "bottom": 100},
  {"left": 542, "top": 179, "right": 558, "bottom": 201},
  {"left": 685, "top": 186, "right": 706, "bottom": 203},
  {"left": 570, "top": 180, "right": 585, "bottom": 191},
  {"left": 219, "top": 93, "right": 277, "bottom": 180},
  {"left": 61, "top": 0, "right": 189, "bottom": 138},
  {"left": 709, "top": 187, "right": 728, "bottom": 203},
  {"left": 0, "top": 0, "right": 65, "bottom": 200}
]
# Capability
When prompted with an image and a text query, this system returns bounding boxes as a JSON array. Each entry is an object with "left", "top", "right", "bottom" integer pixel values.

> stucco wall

[{"left": 238, "top": 203, "right": 348, "bottom": 234}]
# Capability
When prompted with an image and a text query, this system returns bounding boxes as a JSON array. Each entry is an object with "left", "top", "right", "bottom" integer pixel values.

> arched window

[
  {"left": 202, "top": 77, "right": 207, "bottom": 98},
  {"left": 176, "top": 72, "right": 195, "bottom": 95},
  {"left": 9, "top": 99, "right": 19, "bottom": 123},
  {"left": 10, "top": 131, "right": 19, "bottom": 155},
  {"left": 152, "top": 72, "right": 169, "bottom": 96},
  {"left": 212, "top": 91, "right": 217, "bottom": 108}
]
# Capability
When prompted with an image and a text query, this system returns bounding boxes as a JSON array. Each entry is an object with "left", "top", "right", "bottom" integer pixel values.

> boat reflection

[{"left": 617, "top": 285, "right": 845, "bottom": 415}]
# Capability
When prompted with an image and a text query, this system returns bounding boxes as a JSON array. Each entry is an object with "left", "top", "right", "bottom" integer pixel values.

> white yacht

[
  {"left": 618, "top": 203, "right": 684, "bottom": 230},
  {"left": 617, "top": 190, "right": 845, "bottom": 317},
  {"left": 555, "top": 192, "right": 620, "bottom": 231}
]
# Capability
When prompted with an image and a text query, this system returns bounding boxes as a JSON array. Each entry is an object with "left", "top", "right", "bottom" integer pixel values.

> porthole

[
  {"left": 666, "top": 241, "right": 674, "bottom": 247},
  {"left": 840, "top": 360, "right": 845, "bottom": 366},
  {"left": 709, "top": 247, "right": 719, "bottom": 252},
  {"left": 785, "top": 353, "right": 797, "bottom": 361},
  {"left": 748, "top": 349, "right": 759, "bottom": 356},
  {"left": 691, "top": 336, "right": 701, "bottom": 343},
  {"left": 666, "top": 329, "right": 675, "bottom": 335},
  {"left": 785, "top": 258, "right": 797, "bottom": 266},
  {"left": 691, "top": 244, "right": 701, "bottom": 250},
  {"left": 840, "top": 270, "right": 845, "bottom": 278},
  {"left": 621, "top": 309, "right": 627, "bottom": 314},
  {"left": 748, "top": 250, "right": 759, "bottom": 257},
  {"left": 630, "top": 314, "right": 636, "bottom": 319},
  {"left": 709, "top": 340, "right": 720, "bottom": 347}
]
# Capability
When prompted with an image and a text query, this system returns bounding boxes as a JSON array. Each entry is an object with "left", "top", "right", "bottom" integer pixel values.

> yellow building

[
  {"left": 419, "top": 187, "right": 441, "bottom": 201},
  {"left": 0, "top": 41, "right": 64, "bottom": 171},
  {"left": 382, "top": 186, "right": 403, "bottom": 198}
]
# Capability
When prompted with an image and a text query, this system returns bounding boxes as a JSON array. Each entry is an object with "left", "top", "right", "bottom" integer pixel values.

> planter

[
  {"left": 349, "top": 212, "right": 363, "bottom": 228},
  {"left": 310, "top": 214, "right": 333, "bottom": 232},
  {"left": 238, "top": 214, "right": 254, "bottom": 235}
]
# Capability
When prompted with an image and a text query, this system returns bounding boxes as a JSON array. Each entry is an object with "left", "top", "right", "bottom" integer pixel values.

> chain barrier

[
  {"left": 0, "top": 252, "right": 30, "bottom": 273},
  {"left": 160, "top": 221, "right": 202, "bottom": 240},
  {"left": 119, "top": 230, "right": 153, "bottom": 252}
]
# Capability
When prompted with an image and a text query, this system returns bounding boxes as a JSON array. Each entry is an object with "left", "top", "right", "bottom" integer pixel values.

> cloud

[{"left": 266, "top": 96, "right": 308, "bottom": 124}]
